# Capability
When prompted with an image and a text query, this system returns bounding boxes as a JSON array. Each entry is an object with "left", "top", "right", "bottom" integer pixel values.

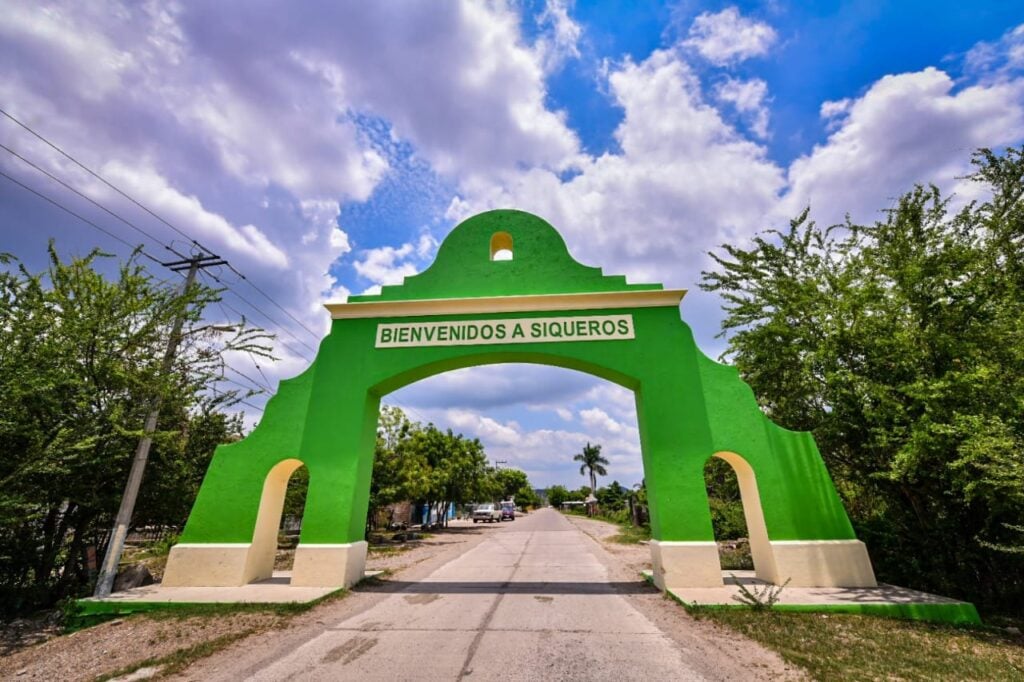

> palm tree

[{"left": 573, "top": 442, "right": 608, "bottom": 494}]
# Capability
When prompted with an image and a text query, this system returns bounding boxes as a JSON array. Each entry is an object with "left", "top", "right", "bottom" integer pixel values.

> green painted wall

[{"left": 178, "top": 210, "right": 860, "bottom": 549}]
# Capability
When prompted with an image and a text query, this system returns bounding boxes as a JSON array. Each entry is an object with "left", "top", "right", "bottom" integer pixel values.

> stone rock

[{"left": 113, "top": 564, "right": 154, "bottom": 592}]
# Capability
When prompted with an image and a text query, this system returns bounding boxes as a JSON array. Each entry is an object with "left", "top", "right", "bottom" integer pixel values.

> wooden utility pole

[{"left": 94, "top": 253, "right": 226, "bottom": 598}]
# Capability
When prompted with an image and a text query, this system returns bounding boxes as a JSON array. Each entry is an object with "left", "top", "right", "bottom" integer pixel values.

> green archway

[{"left": 163, "top": 210, "right": 876, "bottom": 591}]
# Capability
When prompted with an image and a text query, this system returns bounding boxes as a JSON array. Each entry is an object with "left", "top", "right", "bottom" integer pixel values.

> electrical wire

[
  {"left": 1, "top": 106, "right": 324, "bottom": 355},
  {"left": 0, "top": 141, "right": 187, "bottom": 258},
  {"left": 198, "top": 269, "right": 317, "bottom": 356},
  {"left": 0, "top": 169, "right": 162, "bottom": 264},
  {"left": 0, "top": 106, "right": 211, "bottom": 255}
]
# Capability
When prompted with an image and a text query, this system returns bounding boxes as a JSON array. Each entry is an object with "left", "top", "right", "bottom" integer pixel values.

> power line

[
  {"left": 1, "top": 107, "right": 323, "bottom": 344},
  {"left": 0, "top": 169, "right": 162, "bottom": 264},
  {"left": 0, "top": 141, "right": 187, "bottom": 259},
  {"left": 0, "top": 106, "right": 210, "bottom": 255},
  {"left": 208, "top": 385, "right": 265, "bottom": 413},
  {"left": 223, "top": 363, "right": 273, "bottom": 393},
  {"left": 198, "top": 269, "right": 317, "bottom": 356},
  {"left": 214, "top": 299, "right": 280, "bottom": 392},
  {"left": 2, "top": 106, "right": 324, "bottom": 366},
  {"left": 224, "top": 263, "right": 320, "bottom": 339}
]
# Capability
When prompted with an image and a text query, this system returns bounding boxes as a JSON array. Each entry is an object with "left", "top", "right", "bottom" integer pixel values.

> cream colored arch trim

[
  {"left": 713, "top": 451, "right": 779, "bottom": 584},
  {"left": 326, "top": 289, "right": 687, "bottom": 320},
  {"left": 245, "top": 458, "right": 305, "bottom": 584}
]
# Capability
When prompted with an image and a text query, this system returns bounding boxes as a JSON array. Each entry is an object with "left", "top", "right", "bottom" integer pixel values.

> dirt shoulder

[{"left": 0, "top": 522, "right": 490, "bottom": 682}]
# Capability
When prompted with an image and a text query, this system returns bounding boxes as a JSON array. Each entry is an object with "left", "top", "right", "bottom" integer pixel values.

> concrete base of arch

[
  {"left": 650, "top": 540, "right": 724, "bottom": 589},
  {"left": 769, "top": 540, "right": 877, "bottom": 587},
  {"left": 648, "top": 538, "right": 878, "bottom": 590},
  {"left": 162, "top": 541, "right": 368, "bottom": 588},
  {"left": 163, "top": 544, "right": 255, "bottom": 587},
  {"left": 292, "top": 542, "right": 368, "bottom": 587}
]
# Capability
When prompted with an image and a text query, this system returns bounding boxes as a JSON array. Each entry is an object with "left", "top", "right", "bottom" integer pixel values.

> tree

[
  {"left": 365, "top": 406, "right": 428, "bottom": 529},
  {"left": 547, "top": 485, "right": 571, "bottom": 508},
  {"left": 596, "top": 480, "right": 628, "bottom": 512},
  {"left": 0, "top": 245, "right": 268, "bottom": 615},
  {"left": 572, "top": 442, "right": 608, "bottom": 494},
  {"left": 700, "top": 147, "right": 1024, "bottom": 611},
  {"left": 494, "top": 468, "right": 529, "bottom": 501}
]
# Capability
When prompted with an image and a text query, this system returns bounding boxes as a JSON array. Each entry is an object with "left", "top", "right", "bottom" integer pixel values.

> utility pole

[{"left": 94, "top": 253, "right": 227, "bottom": 598}]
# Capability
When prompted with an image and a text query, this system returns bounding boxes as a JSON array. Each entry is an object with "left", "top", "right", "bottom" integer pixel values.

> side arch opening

[
  {"left": 705, "top": 452, "right": 778, "bottom": 584},
  {"left": 245, "top": 458, "right": 308, "bottom": 584}
]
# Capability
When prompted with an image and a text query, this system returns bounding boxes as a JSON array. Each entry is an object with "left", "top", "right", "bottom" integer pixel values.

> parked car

[
  {"left": 472, "top": 503, "right": 501, "bottom": 523},
  {"left": 500, "top": 501, "right": 515, "bottom": 521}
]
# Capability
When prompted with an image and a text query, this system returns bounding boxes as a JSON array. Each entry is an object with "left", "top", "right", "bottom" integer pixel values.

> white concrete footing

[
  {"left": 769, "top": 540, "right": 877, "bottom": 587},
  {"left": 162, "top": 541, "right": 369, "bottom": 589},
  {"left": 649, "top": 540, "right": 723, "bottom": 589},
  {"left": 646, "top": 538, "right": 878, "bottom": 590},
  {"left": 163, "top": 543, "right": 254, "bottom": 587},
  {"left": 292, "top": 542, "right": 368, "bottom": 588}
]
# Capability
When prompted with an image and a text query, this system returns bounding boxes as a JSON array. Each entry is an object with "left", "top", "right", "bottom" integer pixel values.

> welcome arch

[{"left": 164, "top": 210, "right": 877, "bottom": 591}]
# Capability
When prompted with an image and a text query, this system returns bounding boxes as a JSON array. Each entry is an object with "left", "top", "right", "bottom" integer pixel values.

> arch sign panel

[{"left": 164, "top": 210, "right": 877, "bottom": 591}]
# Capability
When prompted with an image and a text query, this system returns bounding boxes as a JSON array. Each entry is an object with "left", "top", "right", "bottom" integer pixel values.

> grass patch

[
  {"left": 368, "top": 544, "right": 414, "bottom": 557},
  {"left": 609, "top": 523, "right": 651, "bottom": 544},
  {"left": 694, "top": 608, "right": 1024, "bottom": 681},
  {"left": 68, "top": 587, "right": 348, "bottom": 631}
]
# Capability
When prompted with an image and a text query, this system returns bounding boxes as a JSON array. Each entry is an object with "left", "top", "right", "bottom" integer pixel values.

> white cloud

[
  {"left": 683, "top": 7, "right": 777, "bottom": 66},
  {"left": 963, "top": 23, "right": 1024, "bottom": 83},
  {"left": 447, "top": 48, "right": 786, "bottom": 291},
  {"left": 715, "top": 77, "right": 771, "bottom": 138},
  {"left": 783, "top": 67, "right": 1024, "bottom": 226},
  {"left": 352, "top": 243, "right": 420, "bottom": 287},
  {"left": 0, "top": 0, "right": 587, "bottom": 390},
  {"left": 534, "top": 0, "right": 583, "bottom": 74}
]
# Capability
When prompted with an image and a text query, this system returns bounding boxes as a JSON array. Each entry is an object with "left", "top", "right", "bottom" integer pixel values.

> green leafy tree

[
  {"left": 700, "top": 147, "right": 1024, "bottom": 610},
  {"left": 0, "top": 246, "right": 268, "bottom": 614},
  {"left": 547, "top": 485, "right": 571, "bottom": 507},
  {"left": 364, "top": 405, "right": 429, "bottom": 529},
  {"left": 596, "top": 480, "right": 628, "bottom": 512},
  {"left": 572, "top": 442, "right": 608, "bottom": 494},
  {"left": 494, "top": 468, "right": 529, "bottom": 500}
]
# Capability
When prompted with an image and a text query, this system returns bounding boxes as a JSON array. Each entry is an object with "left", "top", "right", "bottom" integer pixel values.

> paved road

[{"left": 245, "top": 508, "right": 706, "bottom": 681}]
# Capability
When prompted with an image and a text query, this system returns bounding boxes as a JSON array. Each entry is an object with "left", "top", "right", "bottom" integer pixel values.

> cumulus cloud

[
  {"left": 447, "top": 48, "right": 785, "bottom": 290},
  {"left": 534, "top": 0, "right": 583, "bottom": 73},
  {"left": 783, "top": 67, "right": 1024, "bottom": 226},
  {"left": 963, "top": 23, "right": 1024, "bottom": 83},
  {"left": 0, "top": 0, "right": 584, "bottom": 407},
  {"left": 683, "top": 7, "right": 777, "bottom": 66},
  {"left": 714, "top": 77, "right": 771, "bottom": 138}
]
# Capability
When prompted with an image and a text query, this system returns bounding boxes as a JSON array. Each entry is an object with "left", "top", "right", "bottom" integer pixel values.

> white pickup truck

[{"left": 472, "top": 503, "right": 502, "bottom": 523}]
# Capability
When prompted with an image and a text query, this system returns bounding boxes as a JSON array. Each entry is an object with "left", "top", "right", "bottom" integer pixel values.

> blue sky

[{"left": 2, "top": 2, "right": 1024, "bottom": 488}]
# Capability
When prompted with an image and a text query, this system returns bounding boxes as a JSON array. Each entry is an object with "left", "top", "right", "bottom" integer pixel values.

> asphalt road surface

[{"left": 241, "top": 509, "right": 701, "bottom": 681}]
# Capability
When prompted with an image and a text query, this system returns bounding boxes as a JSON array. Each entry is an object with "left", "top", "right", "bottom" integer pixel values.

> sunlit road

[{"left": 242, "top": 508, "right": 705, "bottom": 681}]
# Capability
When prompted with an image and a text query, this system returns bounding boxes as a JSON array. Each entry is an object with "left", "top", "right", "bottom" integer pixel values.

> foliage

[
  {"left": 700, "top": 147, "right": 1024, "bottom": 611},
  {"left": 704, "top": 458, "right": 746, "bottom": 540},
  {"left": 595, "top": 480, "right": 628, "bottom": 512},
  {"left": 363, "top": 406, "right": 539, "bottom": 529},
  {"left": 546, "top": 484, "right": 572, "bottom": 508},
  {"left": 493, "top": 467, "right": 540, "bottom": 508},
  {"left": 0, "top": 246, "right": 268, "bottom": 616},
  {"left": 730, "top": 575, "right": 789, "bottom": 610}
]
